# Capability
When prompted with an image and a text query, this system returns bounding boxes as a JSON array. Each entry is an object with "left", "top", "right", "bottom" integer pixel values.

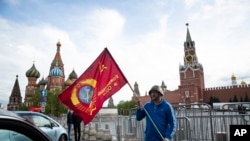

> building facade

[
  {"left": 8, "top": 41, "right": 116, "bottom": 110},
  {"left": 8, "top": 41, "right": 79, "bottom": 110},
  {"left": 138, "top": 24, "right": 250, "bottom": 105},
  {"left": 7, "top": 75, "right": 22, "bottom": 110}
]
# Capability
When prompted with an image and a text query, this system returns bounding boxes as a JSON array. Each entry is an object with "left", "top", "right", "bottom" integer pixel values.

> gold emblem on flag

[{"left": 71, "top": 79, "right": 97, "bottom": 115}]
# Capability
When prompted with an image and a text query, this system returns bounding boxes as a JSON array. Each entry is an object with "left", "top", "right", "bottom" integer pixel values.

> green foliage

[
  {"left": 117, "top": 99, "right": 136, "bottom": 115},
  {"left": 44, "top": 89, "right": 67, "bottom": 117},
  {"left": 18, "top": 103, "right": 28, "bottom": 110},
  {"left": 30, "top": 89, "right": 41, "bottom": 106},
  {"left": 28, "top": 89, "right": 67, "bottom": 117}
]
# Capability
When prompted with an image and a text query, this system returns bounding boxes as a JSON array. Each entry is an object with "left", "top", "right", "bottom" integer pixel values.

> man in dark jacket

[
  {"left": 72, "top": 112, "right": 82, "bottom": 141},
  {"left": 67, "top": 110, "right": 73, "bottom": 140}
]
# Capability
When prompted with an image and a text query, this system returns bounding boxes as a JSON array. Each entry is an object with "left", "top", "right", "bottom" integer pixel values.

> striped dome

[
  {"left": 50, "top": 66, "right": 63, "bottom": 76},
  {"left": 26, "top": 64, "right": 40, "bottom": 78}
]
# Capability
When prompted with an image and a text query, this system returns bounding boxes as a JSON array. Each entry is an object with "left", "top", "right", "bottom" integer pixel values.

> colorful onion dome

[
  {"left": 231, "top": 74, "right": 236, "bottom": 80},
  {"left": 69, "top": 69, "right": 78, "bottom": 80},
  {"left": 49, "top": 66, "right": 63, "bottom": 76},
  {"left": 38, "top": 77, "right": 47, "bottom": 85},
  {"left": 241, "top": 80, "right": 246, "bottom": 85},
  {"left": 26, "top": 64, "right": 40, "bottom": 78},
  {"left": 64, "top": 78, "right": 73, "bottom": 86}
]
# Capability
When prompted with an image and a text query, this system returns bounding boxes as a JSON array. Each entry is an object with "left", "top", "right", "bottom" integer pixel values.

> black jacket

[
  {"left": 67, "top": 112, "right": 73, "bottom": 124},
  {"left": 72, "top": 112, "right": 82, "bottom": 125}
]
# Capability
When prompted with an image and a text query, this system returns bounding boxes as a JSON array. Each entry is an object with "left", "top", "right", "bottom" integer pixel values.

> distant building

[
  {"left": 7, "top": 75, "right": 22, "bottom": 110},
  {"left": 137, "top": 24, "right": 250, "bottom": 105},
  {"left": 7, "top": 41, "right": 115, "bottom": 110},
  {"left": 8, "top": 41, "right": 78, "bottom": 110},
  {"left": 8, "top": 24, "right": 250, "bottom": 109}
]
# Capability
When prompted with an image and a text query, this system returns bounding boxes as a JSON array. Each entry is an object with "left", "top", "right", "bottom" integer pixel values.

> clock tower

[{"left": 179, "top": 23, "right": 205, "bottom": 104}]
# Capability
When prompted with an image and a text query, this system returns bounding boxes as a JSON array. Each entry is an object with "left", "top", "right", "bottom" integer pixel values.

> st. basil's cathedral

[
  {"left": 7, "top": 24, "right": 250, "bottom": 110},
  {"left": 7, "top": 41, "right": 116, "bottom": 110}
]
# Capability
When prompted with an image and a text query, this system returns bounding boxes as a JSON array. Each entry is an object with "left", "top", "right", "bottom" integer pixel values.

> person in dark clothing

[
  {"left": 72, "top": 112, "right": 82, "bottom": 141},
  {"left": 67, "top": 110, "right": 73, "bottom": 140}
]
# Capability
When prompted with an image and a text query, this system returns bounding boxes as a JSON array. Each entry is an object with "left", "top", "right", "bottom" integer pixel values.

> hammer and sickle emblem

[{"left": 99, "top": 62, "right": 107, "bottom": 74}]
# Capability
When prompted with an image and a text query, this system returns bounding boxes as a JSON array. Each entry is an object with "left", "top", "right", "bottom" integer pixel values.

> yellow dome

[
  {"left": 231, "top": 74, "right": 236, "bottom": 80},
  {"left": 64, "top": 78, "right": 73, "bottom": 86},
  {"left": 241, "top": 80, "right": 246, "bottom": 85}
]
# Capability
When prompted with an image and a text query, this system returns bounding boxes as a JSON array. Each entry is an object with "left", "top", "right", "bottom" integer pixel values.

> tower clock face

[{"left": 185, "top": 55, "right": 193, "bottom": 62}]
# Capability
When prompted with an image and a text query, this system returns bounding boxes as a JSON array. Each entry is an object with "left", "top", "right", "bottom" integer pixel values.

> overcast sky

[{"left": 1, "top": 0, "right": 250, "bottom": 108}]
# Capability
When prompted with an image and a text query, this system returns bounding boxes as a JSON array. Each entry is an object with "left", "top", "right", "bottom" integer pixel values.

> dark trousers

[
  {"left": 67, "top": 123, "right": 72, "bottom": 140},
  {"left": 73, "top": 124, "right": 81, "bottom": 141}
]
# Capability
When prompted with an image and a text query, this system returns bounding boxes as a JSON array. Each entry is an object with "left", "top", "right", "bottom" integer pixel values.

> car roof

[
  {"left": 0, "top": 109, "right": 22, "bottom": 119},
  {"left": 14, "top": 111, "right": 61, "bottom": 124}
]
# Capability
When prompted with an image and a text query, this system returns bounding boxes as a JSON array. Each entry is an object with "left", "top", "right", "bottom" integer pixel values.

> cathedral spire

[
  {"left": 50, "top": 41, "right": 65, "bottom": 77},
  {"left": 11, "top": 75, "right": 22, "bottom": 97},
  {"left": 7, "top": 75, "right": 22, "bottom": 110}
]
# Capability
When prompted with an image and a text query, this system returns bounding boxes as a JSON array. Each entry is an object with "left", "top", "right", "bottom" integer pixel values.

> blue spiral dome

[{"left": 49, "top": 66, "right": 63, "bottom": 76}]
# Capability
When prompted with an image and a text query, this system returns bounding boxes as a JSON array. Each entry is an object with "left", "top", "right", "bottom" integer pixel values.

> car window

[
  {"left": 18, "top": 115, "right": 34, "bottom": 124},
  {"left": 0, "top": 129, "right": 33, "bottom": 141},
  {"left": 50, "top": 119, "right": 59, "bottom": 127},
  {"left": 31, "top": 115, "right": 51, "bottom": 127}
]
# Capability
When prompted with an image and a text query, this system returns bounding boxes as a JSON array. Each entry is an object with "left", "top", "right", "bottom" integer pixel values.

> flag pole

[
  {"left": 126, "top": 82, "right": 165, "bottom": 140},
  {"left": 106, "top": 48, "right": 164, "bottom": 140}
]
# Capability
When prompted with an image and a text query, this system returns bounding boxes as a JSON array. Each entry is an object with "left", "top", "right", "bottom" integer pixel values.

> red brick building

[{"left": 137, "top": 24, "right": 250, "bottom": 105}]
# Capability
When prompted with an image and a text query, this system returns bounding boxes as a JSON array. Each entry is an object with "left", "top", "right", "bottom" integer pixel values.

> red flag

[{"left": 58, "top": 48, "right": 128, "bottom": 125}]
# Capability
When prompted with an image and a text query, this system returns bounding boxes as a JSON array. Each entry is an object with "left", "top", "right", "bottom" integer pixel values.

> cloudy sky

[{"left": 1, "top": 0, "right": 250, "bottom": 108}]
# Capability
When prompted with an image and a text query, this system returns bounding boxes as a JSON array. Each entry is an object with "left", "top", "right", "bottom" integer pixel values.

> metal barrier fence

[{"left": 54, "top": 102, "right": 250, "bottom": 141}]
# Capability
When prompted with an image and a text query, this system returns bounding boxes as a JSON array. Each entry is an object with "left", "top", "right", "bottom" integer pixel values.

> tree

[
  {"left": 28, "top": 89, "right": 67, "bottom": 117},
  {"left": 18, "top": 103, "right": 28, "bottom": 110},
  {"left": 45, "top": 89, "right": 67, "bottom": 117},
  {"left": 117, "top": 99, "right": 136, "bottom": 115}
]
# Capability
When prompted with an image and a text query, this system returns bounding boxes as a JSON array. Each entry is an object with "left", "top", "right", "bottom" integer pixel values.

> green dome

[{"left": 26, "top": 64, "right": 40, "bottom": 78}]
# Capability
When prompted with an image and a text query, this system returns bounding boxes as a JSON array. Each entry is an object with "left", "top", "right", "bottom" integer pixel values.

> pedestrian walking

[
  {"left": 67, "top": 110, "right": 73, "bottom": 140},
  {"left": 72, "top": 112, "right": 82, "bottom": 141}
]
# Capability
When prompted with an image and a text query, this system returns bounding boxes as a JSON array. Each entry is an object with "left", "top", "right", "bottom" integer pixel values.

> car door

[{"left": 30, "top": 114, "right": 58, "bottom": 141}]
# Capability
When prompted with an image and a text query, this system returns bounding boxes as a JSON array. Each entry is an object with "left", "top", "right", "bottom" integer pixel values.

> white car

[
  {"left": 14, "top": 111, "right": 68, "bottom": 141},
  {"left": 0, "top": 109, "right": 51, "bottom": 141}
]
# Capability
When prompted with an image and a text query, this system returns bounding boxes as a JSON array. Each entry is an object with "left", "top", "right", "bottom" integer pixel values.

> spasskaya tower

[{"left": 178, "top": 23, "right": 205, "bottom": 104}]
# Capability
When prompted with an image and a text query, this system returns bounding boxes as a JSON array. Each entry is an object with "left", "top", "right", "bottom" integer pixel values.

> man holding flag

[
  {"left": 135, "top": 85, "right": 177, "bottom": 141},
  {"left": 58, "top": 47, "right": 175, "bottom": 141}
]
